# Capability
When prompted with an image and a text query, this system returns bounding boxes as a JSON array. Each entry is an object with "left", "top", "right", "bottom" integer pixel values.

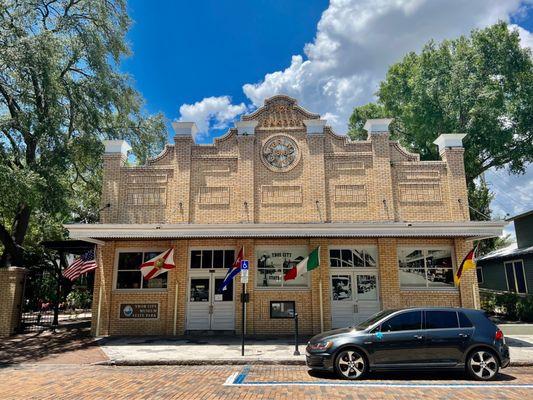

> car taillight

[{"left": 495, "top": 329, "right": 504, "bottom": 341}]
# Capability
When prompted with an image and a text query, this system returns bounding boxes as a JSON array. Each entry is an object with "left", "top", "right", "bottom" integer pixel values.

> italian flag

[{"left": 284, "top": 247, "right": 320, "bottom": 281}]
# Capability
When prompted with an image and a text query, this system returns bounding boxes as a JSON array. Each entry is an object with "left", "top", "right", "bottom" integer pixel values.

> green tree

[
  {"left": 348, "top": 22, "right": 533, "bottom": 219},
  {"left": 0, "top": 0, "right": 166, "bottom": 267}
]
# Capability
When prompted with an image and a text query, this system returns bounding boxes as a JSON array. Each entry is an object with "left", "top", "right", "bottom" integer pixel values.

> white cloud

[
  {"left": 485, "top": 163, "right": 533, "bottom": 240},
  {"left": 178, "top": 96, "right": 247, "bottom": 137},
  {"left": 511, "top": 23, "right": 533, "bottom": 50},
  {"left": 179, "top": 1, "right": 532, "bottom": 135},
  {"left": 243, "top": 0, "right": 528, "bottom": 133}
]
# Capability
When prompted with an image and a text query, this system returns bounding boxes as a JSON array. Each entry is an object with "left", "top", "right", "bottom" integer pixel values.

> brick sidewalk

[
  {"left": 0, "top": 320, "right": 107, "bottom": 365},
  {"left": 1, "top": 364, "right": 532, "bottom": 399}
]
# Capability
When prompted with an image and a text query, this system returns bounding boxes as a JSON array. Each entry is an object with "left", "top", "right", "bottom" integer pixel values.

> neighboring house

[
  {"left": 477, "top": 210, "right": 533, "bottom": 294},
  {"left": 64, "top": 95, "right": 505, "bottom": 337}
]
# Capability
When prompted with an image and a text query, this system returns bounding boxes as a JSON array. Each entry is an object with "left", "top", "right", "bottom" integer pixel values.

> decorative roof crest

[{"left": 242, "top": 94, "right": 320, "bottom": 128}]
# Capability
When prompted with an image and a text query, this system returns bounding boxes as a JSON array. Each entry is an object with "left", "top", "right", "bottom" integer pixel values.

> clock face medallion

[{"left": 261, "top": 135, "right": 300, "bottom": 172}]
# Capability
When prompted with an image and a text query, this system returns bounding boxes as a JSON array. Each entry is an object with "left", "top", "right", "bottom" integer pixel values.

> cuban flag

[{"left": 219, "top": 247, "right": 244, "bottom": 291}]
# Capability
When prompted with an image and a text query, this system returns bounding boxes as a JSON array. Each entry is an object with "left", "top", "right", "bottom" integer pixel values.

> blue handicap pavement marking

[
  {"left": 241, "top": 260, "right": 249, "bottom": 270},
  {"left": 224, "top": 367, "right": 533, "bottom": 388}
]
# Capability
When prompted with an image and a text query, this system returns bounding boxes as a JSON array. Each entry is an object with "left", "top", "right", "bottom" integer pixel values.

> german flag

[{"left": 454, "top": 246, "right": 477, "bottom": 286}]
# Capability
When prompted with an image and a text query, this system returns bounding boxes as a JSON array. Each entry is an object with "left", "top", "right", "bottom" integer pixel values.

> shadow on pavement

[
  {"left": 308, "top": 369, "right": 517, "bottom": 382},
  {"left": 0, "top": 319, "right": 106, "bottom": 366}
]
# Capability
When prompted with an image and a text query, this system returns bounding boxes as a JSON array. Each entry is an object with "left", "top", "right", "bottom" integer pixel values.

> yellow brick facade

[
  {"left": 88, "top": 95, "right": 483, "bottom": 337},
  {"left": 0, "top": 267, "right": 26, "bottom": 337}
]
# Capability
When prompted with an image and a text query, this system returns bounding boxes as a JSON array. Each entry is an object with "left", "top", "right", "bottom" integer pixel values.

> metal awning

[
  {"left": 41, "top": 240, "right": 94, "bottom": 254},
  {"left": 64, "top": 221, "right": 507, "bottom": 242}
]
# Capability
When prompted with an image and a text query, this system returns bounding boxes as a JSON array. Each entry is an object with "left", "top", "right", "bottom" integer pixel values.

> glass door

[
  {"left": 331, "top": 272, "right": 380, "bottom": 328},
  {"left": 187, "top": 274, "right": 235, "bottom": 330},
  {"left": 187, "top": 277, "right": 211, "bottom": 330},
  {"left": 211, "top": 278, "right": 235, "bottom": 330},
  {"left": 354, "top": 273, "right": 380, "bottom": 325}
]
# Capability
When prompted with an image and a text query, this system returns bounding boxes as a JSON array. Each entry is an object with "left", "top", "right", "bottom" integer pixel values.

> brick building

[{"left": 65, "top": 95, "right": 505, "bottom": 336}]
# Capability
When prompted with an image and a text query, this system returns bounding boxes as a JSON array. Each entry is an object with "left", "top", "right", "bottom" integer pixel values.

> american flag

[{"left": 62, "top": 249, "right": 98, "bottom": 281}]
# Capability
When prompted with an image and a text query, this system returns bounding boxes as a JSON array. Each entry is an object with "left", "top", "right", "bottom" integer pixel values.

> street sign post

[{"left": 240, "top": 259, "right": 249, "bottom": 356}]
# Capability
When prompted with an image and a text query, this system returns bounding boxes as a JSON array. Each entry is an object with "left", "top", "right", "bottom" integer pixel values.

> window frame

[
  {"left": 378, "top": 310, "right": 423, "bottom": 333},
  {"left": 188, "top": 247, "right": 237, "bottom": 270},
  {"left": 328, "top": 246, "right": 379, "bottom": 269},
  {"left": 476, "top": 267, "right": 484, "bottom": 284},
  {"left": 424, "top": 310, "right": 460, "bottom": 331},
  {"left": 113, "top": 248, "right": 169, "bottom": 292},
  {"left": 397, "top": 246, "right": 457, "bottom": 291},
  {"left": 503, "top": 259, "right": 528, "bottom": 294}
]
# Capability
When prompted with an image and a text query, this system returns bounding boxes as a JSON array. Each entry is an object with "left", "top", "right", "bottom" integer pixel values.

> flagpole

[
  {"left": 241, "top": 246, "right": 246, "bottom": 357},
  {"left": 173, "top": 281, "right": 179, "bottom": 336},
  {"left": 319, "top": 280, "right": 324, "bottom": 332},
  {"left": 95, "top": 284, "right": 103, "bottom": 337}
]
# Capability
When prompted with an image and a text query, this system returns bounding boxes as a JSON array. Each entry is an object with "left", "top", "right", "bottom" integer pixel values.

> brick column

[
  {"left": 100, "top": 140, "right": 130, "bottom": 223},
  {"left": 91, "top": 243, "right": 115, "bottom": 336},
  {"left": 237, "top": 136, "right": 256, "bottom": 223},
  {"left": 366, "top": 120, "right": 395, "bottom": 221},
  {"left": 307, "top": 135, "right": 328, "bottom": 223},
  {"left": 377, "top": 238, "right": 401, "bottom": 310},
  {"left": 173, "top": 135, "right": 194, "bottom": 223},
  {"left": 455, "top": 238, "right": 479, "bottom": 308},
  {"left": 309, "top": 238, "right": 331, "bottom": 333},
  {"left": 434, "top": 134, "right": 469, "bottom": 221},
  {"left": 168, "top": 239, "right": 189, "bottom": 335},
  {"left": 0, "top": 267, "right": 26, "bottom": 337}
]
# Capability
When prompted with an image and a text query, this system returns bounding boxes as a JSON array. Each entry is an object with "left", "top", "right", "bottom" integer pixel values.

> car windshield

[{"left": 354, "top": 309, "right": 397, "bottom": 330}]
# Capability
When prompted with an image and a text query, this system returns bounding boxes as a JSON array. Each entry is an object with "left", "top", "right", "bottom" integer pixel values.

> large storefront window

[
  {"left": 190, "top": 249, "right": 235, "bottom": 269},
  {"left": 256, "top": 246, "right": 309, "bottom": 288},
  {"left": 329, "top": 247, "right": 377, "bottom": 268},
  {"left": 116, "top": 251, "right": 167, "bottom": 289},
  {"left": 398, "top": 247, "right": 455, "bottom": 289}
]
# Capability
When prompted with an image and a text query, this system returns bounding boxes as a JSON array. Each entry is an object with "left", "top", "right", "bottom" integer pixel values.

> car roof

[{"left": 391, "top": 307, "right": 481, "bottom": 313}]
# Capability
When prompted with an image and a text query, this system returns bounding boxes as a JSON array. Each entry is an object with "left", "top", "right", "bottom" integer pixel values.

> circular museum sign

[{"left": 261, "top": 135, "right": 300, "bottom": 172}]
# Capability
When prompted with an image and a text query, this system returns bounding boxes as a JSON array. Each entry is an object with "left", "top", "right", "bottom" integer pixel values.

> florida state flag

[
  {"left": 454, "top": 246, "right": 477, "bottom": 286},
  {"left": 140, "top": 248, "right": 175, "bottom": 280}
]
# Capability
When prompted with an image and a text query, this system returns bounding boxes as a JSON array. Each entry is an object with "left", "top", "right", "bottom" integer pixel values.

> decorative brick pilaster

[
  {"left": 369, "top": 134, "right": 396, "bottom": 221},
  {"left": 0, "top": 267, "right": 26, "bottom": 337},
  {"left": 377, "top": 238, "right": 401, "bottom": 309},
  {"left": 455, "top": 238, "right": 479, "bottom": 308}
]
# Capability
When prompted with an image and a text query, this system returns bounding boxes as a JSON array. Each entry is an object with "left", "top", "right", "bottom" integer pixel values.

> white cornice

[{"left": 65, "top": 221, "right": 506, "bottom": 241}]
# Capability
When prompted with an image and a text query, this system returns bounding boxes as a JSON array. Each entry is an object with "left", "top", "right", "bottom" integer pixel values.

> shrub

[
  {"left": 517, "top": 295, "right": 533, "bottom": 322},
  {"left": 66, "top": 289, "right": 92, "bottom": 309}
]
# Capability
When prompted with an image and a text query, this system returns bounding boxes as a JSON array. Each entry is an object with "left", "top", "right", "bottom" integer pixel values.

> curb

[
  {"left": 93, "top": 359, "right": 533, "bottom": 368},
  {"left": 94, "top": 359, "right": 306, "bottom": 366}
]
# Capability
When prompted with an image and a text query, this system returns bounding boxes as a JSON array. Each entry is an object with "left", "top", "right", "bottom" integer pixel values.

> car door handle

[
  {"left": 413, "top": 335, "right": 424, "bottom": 340},
  {"left": 459, "top": 333, "right": 469, "bottom": 338}
]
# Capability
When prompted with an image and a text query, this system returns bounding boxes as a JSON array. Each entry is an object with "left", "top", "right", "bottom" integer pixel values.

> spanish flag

[{"left": 454, "top": 246, "right": 477, "bottom": 286}]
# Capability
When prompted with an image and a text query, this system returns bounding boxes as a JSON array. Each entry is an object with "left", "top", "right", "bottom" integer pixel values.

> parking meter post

[
  {"left": 241, "top": 283, "right": 245, "bottom": 356},
  {"left": 293, "top": 312, "right": 300, "bottom": 356}
]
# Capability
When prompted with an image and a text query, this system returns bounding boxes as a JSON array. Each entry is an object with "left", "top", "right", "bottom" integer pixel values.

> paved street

[{"left": 1, "top": 364, "right": 532, "bottom": 399}]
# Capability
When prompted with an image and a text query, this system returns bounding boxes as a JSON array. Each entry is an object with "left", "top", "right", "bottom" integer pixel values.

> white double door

[
  {"left": 187, "top": 272, "right": 235, "bottom": 331},
  {"left": 331, "top": 270, "right": 381, "bottom": 329}
]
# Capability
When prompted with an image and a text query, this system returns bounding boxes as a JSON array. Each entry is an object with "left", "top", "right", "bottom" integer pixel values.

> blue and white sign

[{"left": 241, "top": 260, "right": 249, "bottom": 270}]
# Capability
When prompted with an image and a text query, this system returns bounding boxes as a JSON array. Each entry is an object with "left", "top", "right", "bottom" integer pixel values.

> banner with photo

[{"left": 255, "top": 246, "right": 309, "bottom": 288}]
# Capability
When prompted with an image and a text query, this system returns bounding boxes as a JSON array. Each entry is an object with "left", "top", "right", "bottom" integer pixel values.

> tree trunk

[{"left": 0, "top": 203, "right": 31, "bottom": 267}]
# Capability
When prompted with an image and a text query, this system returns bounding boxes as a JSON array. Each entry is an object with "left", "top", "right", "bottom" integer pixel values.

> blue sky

[
  {"left": 121, "top": 0, "right": 533, "bottom": 236},
  {"left": 123, "top": 0, "right": 327, "bottom": 137}
]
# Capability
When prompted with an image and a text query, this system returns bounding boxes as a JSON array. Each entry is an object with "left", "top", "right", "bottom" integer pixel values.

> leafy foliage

[
  {"left": 481, "top": 291, "right": 533, "bottom": 322},
  {"left": 349, "top": 22, "right": 533, "bottom": 205},
  {"left": 0, "top": 0, "right": 166, "bottom": 266}
]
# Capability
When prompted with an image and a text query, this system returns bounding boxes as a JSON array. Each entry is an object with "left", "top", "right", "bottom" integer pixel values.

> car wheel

[
  {"left": 466, "top": 349, "right": 500, "bottom": 381},
  {"left": 335, "top": 349, "right": 367, "bottom": 380}
]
